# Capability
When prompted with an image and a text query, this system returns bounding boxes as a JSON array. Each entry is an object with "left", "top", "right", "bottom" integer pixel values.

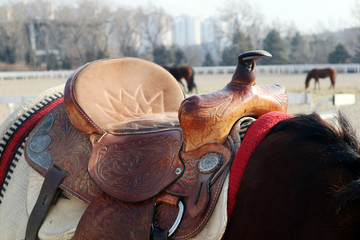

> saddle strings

[{"left": 97, "top": 131, "right": 109, "bottom": 142}]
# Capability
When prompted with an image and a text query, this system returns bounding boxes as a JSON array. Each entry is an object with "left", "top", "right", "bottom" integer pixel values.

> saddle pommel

[
  {"left": 231, "top": 50, "right": 272, "bottom": 86},
  {"left": 179, "top": 50, "right": 288, "bottom": 152}
]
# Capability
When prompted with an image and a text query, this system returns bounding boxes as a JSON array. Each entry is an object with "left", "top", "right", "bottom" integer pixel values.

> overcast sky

[{"left": 113, "top": 0, "right": 358, "bottom": 33}]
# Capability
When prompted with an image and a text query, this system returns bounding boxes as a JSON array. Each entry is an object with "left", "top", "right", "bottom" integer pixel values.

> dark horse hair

[
  {"left": 305, "top": 67, "right": 337, "bottom": 90},
  {"left": 224, "top": 112, "right": 360, "bottom": 239},
  {"left": 163, "top": 65, "right": 197, "bottom": 93}
]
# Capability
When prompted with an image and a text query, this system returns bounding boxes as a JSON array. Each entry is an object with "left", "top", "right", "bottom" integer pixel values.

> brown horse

[
  {"left": 225, "top": 112, "right": 360, "bottom": 239},
  {"left": 305, "top": 67, "right": 337, "bottom": 90},
  {"left": 163, "top": 65, "right": 198, "bottom": 93}
]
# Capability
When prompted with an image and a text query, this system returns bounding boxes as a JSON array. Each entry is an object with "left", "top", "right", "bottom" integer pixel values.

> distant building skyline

[{"left": 169, "top": 15, "right": 230, "bottom": 47}]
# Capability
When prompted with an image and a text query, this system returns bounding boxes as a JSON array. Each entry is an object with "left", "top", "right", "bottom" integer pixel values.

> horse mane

[
  {"left": 270, "top": 112, "right": 359, "bottom": 149},
  {"left": 268, "top": 112, "right": 360, "bottom": 213}
]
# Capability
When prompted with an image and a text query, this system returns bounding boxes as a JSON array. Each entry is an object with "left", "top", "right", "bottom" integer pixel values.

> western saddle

[{"left": 24, "top": 50, "right": 288, "bottom": 239}]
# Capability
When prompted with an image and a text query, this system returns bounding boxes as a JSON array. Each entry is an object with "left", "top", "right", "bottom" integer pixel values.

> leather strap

[{"left": 25, "top": 166, "right": 67, "bottom": 240}]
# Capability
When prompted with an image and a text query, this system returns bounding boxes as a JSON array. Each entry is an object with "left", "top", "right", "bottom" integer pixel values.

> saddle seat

[
  {"left": 25, "top": 50, "right": 289, "bottom": 240},
  {"left": 64, "top": 57, "right": 185, "bottom": 135}
]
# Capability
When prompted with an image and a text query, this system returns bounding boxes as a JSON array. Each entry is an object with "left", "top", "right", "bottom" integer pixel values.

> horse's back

[
  {"left": 320, "top": 67, "right": 337, "bottom": 78},
  {"left": 225, "top": 114, "right": 360, "bottom": 239},
  {"left": 309, "top": 67, "right": 337, "bottom": 78}
]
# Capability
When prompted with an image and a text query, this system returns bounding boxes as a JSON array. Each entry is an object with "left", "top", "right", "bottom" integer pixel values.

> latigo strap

[{"left": 25, "top": 166, "right": 67, "bottom": 240}]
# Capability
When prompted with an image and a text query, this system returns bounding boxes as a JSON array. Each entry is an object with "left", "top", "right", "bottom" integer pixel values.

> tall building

[
  {"left": 200, "top": 17, "right": 229, "bottom": 45},
  {"left": 172, "top": 15, "right": 202, "bottom": 46},
  {"left": 160, "top": 22, "right": 173, "bottom": 46}
]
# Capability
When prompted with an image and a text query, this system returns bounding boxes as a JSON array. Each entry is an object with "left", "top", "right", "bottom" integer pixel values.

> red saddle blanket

[{"left": 228, "top": 111, "right": 293, "bottom": 219}]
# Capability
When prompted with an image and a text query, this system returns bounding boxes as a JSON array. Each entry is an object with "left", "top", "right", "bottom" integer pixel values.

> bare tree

[
  {"left": 79, "top": 0, "right": 110, "bottom": 60},
  {"left": 25, "top": 0, "right": 60, "bottom": 69},
  {"left": 308, "top": 32, "right": 337, "bottom": 63},
  {"left": 201, "top": 17, "right": 228, "bottom": 64},
  {"left": 135, "top": 4, "right": 171, "bottom": 54},
  {"left": 111, "top": 7, "right": 140, "bottom": 57},
  {"left": 55, "top": 0, "right": 110, "bottom": 67},
  {"left": 220, "top": 0, "right": 265, "bottom": 46},
  {"left": 353, "top": 0, "right": 360, "bottom": 22},
  {"left": 55, "top": 5, "right": 88, "bottom": 66},
  {"left": 350, "top": 0, "right": 360, "bottom": 61},
  {"left": 287, "top": 32, "right": 310, "bottom": 64},
  {"left": 0, "top": 3, "right": 29, "bottom": 64}
]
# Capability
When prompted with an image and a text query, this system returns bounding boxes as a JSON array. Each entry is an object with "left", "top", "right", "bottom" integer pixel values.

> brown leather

[
  {"left": 167, "top": 143, "right": 232, "bottom": 218},
  {"left": 25, "top": 103, "right": 102, "bottom": 203},
  {"left": 88, "top": 130, "right": 184, "bottom": 202},
  {"left": 25, "top": 166, "right": 67, "bottom": 240},
  {"left": 64, "top": 58, "right": 185, "bottom": 136},
  {"left": 73, "top": 193, "right": 155, "bottom": 240}
]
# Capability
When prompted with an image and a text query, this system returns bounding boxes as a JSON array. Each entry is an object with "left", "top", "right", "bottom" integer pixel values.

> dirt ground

[{"left": 0, "top": 72, "right": 359, "bottom": 137}]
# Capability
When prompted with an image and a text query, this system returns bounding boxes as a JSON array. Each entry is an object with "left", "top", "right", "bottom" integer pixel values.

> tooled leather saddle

[{"left": 24, "top": 50, "right": 288, "bottom": 240}]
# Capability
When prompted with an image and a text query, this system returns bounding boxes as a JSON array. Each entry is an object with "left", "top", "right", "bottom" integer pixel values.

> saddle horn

[
  {"left": 231, "top": 50, "right": 272, "bottom": 85},
  {"left": 179, "top": 50, "right": 287, "bottom": 152}
]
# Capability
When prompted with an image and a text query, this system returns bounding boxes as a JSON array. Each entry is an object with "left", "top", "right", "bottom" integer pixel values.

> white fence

[
  {"left": 193, "top": 63, "right": 360, "bottom": 75},
  {"left": 0, "top": 70, "right": 73, "bottom": 80},
  {"left": 287, "top": 92, "right": 356, "bottom": 120},
  {"left": 0, "top": 64, "right": 359, "bottom": 80}
]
